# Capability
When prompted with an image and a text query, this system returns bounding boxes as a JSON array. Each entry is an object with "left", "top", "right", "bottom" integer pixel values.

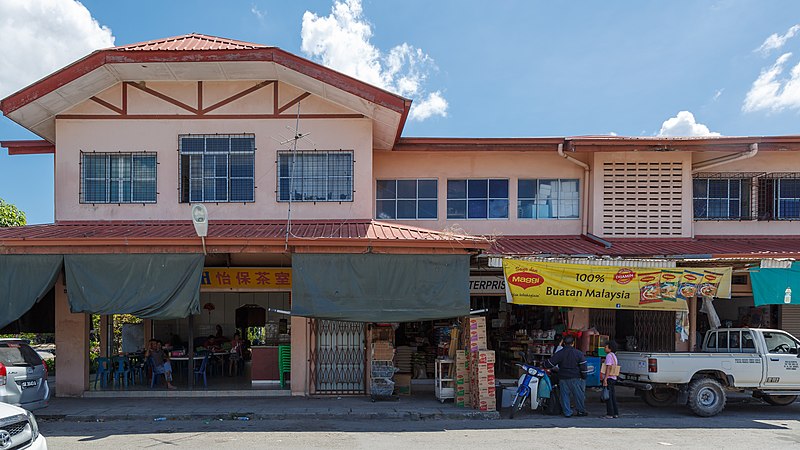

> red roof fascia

[
  {"left": 0, "top": 220, "right": 489, "bottom": 249},
  {"left": 394, "top": 137, "right": 565, "bottom": 152},
  {"left": 566, "top": 135, "right": 800, "bottom": 153},
  {"left": 0, "top": 48, "right": 410, "bottom": 119},
  {"left": 489, "top": 235, "right": 800, "bottom": 258},
  {"left": 1, "top": 139, "right": 55, "bottom": 155}
]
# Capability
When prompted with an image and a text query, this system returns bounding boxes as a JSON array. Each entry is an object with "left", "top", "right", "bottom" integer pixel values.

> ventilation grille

[{"left": 602, "top": 161, "right": 683, "bottom": 236}]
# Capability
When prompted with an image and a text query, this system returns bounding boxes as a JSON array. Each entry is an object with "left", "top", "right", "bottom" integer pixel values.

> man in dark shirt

[{"left": 542, "top": 335, "right": 589, "bottom": 417}]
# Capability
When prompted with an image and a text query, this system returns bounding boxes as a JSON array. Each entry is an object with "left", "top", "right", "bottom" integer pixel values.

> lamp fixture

[{"left": 191, "top": 204, "right": 208, "bottom": 254}]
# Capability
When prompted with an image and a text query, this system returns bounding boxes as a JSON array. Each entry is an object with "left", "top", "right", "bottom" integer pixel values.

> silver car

[{"left": 0, "top": 339, "right": 49, "bottom": 410}]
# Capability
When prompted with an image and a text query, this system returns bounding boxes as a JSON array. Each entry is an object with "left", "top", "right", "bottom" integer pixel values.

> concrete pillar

[
  {"left": 54, "top": 273, "right": 89, "bottom": 397},
  {"left": 290, "top": 316, "right": 310, "bottom": 396}
]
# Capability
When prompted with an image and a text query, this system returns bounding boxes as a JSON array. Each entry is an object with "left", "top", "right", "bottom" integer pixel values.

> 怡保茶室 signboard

[
  {"left": 201, "top": 268, "right": 292, "bottom": 291},
  {"left": 502, "top": 259, "right": 732, "bottom": 311}
]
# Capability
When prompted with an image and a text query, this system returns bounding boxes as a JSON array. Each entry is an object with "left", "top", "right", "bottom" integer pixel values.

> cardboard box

[{"left": 394, "top": 373, "right": 412, "bottom": 396}]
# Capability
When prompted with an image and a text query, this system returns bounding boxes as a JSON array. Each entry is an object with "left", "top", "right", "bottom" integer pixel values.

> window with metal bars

[
  {"left": 692, "top": 175, "right": 754, "bottom": 220},
  {"left": 277, "top": 151, "right": 354, "bottom": 202},
  {"left": 518, "top": 178, "right": 580, "bottom": 219},
  {"left": 179, "top": 134, "right": 255, "bottom": 203},
  {"left": 447, "top": 179, "right": 509, "bottom": 219},
  {"left": 375, "top": 179, "right": 437, "bottom": 220},
  {"left": 758, "top": 173, "right": 800, "bottom": 220},
  {"left": 80, "top": 152, "right": 157, "bottom": 204}
]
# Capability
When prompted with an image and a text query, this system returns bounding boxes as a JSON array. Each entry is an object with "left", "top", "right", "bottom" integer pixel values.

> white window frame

[
  {"left": 375, "top": 179, "right": 438, "bottom": 220},
  {"left": 446, "top": 178, "right": 509, "bottom": 220},
  {"left": 80, "top": 152, "right": 157, "bottom": 204},
  {"left": 277, "top": 150, "right": 354, "bottom": 202},
  {"left": 517, "top": 178, "right": 580, "bottom": 220}
]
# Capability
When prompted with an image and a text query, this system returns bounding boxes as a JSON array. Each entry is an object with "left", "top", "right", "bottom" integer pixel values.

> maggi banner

[
  {"left": 502, "top": 260, "right": 732, "bottom": 311},
  {"left": 201, "top": 268, "right": 292, "bottom": 290}
]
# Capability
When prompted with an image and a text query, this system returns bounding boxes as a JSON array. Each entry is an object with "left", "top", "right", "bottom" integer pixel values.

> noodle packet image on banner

[
  {"left": 659, "top": 269, "right": 682, "bottom": 301},
  {"left": 638, "top": 271, "right": 662, "bottom": 304},
  {"left": 697, "top": 270, "right": 724, "bottom": 298},
  {"left": 677, "top": 270, "right": 704, "bottom": 301}
]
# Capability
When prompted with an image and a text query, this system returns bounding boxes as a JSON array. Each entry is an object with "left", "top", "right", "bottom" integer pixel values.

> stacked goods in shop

[
  {"left": 469, "top": 350, "right": 496, "bottom": 411},
  {"left": 411, "top": 351, "right": 428, "bottom": 378},
  {"left": 394, "top": 346, "right": 415, "bottom": 373},
  {"left": 454, "top": 350, "right": 471, "bottom": 407},
  {"left": 466, "top": 317, "right": 488, "bottom": 352},
  {"left": 373, "top": 340, "right": 395, "bottom": 361}
]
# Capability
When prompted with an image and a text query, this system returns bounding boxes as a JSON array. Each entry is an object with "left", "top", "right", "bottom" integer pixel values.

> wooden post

[
  {"left": 99, "top": 315, "right": 109, "bottom": 357},
  {"left": 689, "top": 296, "right": 698, "bottom": 351}
]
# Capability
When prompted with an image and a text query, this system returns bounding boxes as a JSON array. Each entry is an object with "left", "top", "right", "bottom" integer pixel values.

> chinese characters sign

[
  {"left": 502, "top": 259, "right": 732, "bottom": 311},
  {"left": 201, "top": 268, "right": 292, "bottom": 290}
]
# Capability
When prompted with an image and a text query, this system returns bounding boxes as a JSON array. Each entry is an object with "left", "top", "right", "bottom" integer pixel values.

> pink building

[{"left": 2, "top": 34, "right": 800, "bottom": 398}]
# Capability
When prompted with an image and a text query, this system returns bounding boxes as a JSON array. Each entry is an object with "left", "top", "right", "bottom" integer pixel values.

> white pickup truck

[{"left": 617, "top": 328, "right": 800, "bottom": 416}]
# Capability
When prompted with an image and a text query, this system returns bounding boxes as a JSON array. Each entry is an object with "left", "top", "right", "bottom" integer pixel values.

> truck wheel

[
  {"left": 642, "top": 388, "right": 677, "bottom": 407},
  {"left": 763, "top": 395, "right": 798, "bottom": 406},
  {"left": 687, "top": 378, "right": 726, "bottom": 417}
]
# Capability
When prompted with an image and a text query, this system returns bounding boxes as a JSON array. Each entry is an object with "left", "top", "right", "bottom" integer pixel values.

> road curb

[{"left": 37, "top": 410, "right": 500, "bottom": 422}]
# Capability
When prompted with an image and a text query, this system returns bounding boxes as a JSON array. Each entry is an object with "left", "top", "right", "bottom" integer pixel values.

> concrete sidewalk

[{"left": 36, "top": 395, "right": 500, "bottom": 422}]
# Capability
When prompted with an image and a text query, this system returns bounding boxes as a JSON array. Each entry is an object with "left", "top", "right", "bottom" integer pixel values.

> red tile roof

[
  {"left": 115, "top": 33, "right": 269, "bottom": 51},
  {"left": 0, "top": 220, "right": 488, "bottom": 250},
  {"left": 490, "top": 235, "right": 800, "bottom": 258}
]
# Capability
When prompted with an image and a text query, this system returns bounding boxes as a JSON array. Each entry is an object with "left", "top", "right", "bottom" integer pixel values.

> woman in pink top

[{"left": 602, "top": 341, "right": 620, "bottom": 418}]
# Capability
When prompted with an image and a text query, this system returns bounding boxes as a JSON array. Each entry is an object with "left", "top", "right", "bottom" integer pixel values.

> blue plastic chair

[
  {"left": 130, "top": 356, "right": 146, "bottom": 385},
  {"left": 93, "top": 357, "right": 112, "bottom": 389},
  {"left": 112, "top": 356, "right": 131, "bottom": 389},
  {"left": 194, "top": 354, "right": 209, "bottom": 388},
  {"left": 149, "top": 357, "right": 169, "bottom": 388}
]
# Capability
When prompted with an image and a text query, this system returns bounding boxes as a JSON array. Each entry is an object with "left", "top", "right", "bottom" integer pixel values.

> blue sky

[{"left": 2, "top": 0, "right": 800, "bottom": 223}]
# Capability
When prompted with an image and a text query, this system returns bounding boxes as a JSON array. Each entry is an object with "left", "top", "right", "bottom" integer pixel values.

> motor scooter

[{"left": 509, "top": 352, "right": 547, "bottom": 418}]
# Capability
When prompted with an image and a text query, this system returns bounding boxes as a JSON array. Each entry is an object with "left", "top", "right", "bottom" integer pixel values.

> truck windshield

[{"left": 763, "top": 332, "right": 800, "bottom": 354}]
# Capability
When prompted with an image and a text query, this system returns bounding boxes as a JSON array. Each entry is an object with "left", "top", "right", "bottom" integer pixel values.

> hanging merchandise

[{"left": 700, "top": 297, "right": 722, "bottom": 329}]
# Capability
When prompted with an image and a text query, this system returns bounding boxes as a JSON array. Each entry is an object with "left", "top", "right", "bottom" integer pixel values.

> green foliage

[
  {"left": 44, "top": 358, "right": 55, "bottom": 375},
  {"left": 0, "top": 198, "right": 26, "bottom": 227}
]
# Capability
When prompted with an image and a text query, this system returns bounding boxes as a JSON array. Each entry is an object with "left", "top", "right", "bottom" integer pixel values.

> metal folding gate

[
  {"left": 633, "top": 311, "right": 676, "bottom": 352},
  {"left": 309, "top": 319, "right": 366, "bottom": 395},
  {"left": 589, "top": 309, "right": 616, "bottom": 339}
]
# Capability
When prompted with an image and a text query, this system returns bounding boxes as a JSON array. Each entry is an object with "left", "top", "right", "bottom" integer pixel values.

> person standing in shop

[
  {"left": 602, "top": 341, "right": 620, "bottom": 419},
  {"left": 542, "top": 335, "right": 589, "bottom": 418}
]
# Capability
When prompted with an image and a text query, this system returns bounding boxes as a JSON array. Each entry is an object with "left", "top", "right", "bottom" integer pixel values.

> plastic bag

[{"left": 600, "top": 387, "right": 610, "bottom": 402}]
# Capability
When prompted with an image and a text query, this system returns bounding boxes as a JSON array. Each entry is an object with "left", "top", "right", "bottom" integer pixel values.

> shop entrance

[{"left": 310, "top": 319, "right": 366, "bottom": 395}]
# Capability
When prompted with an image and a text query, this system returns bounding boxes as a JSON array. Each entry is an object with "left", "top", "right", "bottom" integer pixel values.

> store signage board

[
  {"left": 502, "top": 259, "right": 732, "bottom": 311},
  {"left": 469, "top": 275, "right": 506, "bottom": 295},
  {"left": 201, "top": 267, "right": 292, "bottom": 291}
]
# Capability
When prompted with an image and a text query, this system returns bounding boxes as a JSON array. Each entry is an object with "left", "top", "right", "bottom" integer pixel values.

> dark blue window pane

[
  {"left": 708, "top": 179, "right": 728, "bottom": 199},
  {"left": 780, "top": 199, "right": 800, "bottom": 218},
  {"left": 779, "top": 179, "right": 800, "bottom": 198},
  {"left": 729, "top": 200, "right": 740, "bottom": 217},
  {"left": 693, "top": 179, "right": 707, "bottom": 198},
  {"left": 133, "top": 180, "right": 156, "bottom": 203},
  {"left": 278, "top": 179, "right": 290, "bottom": 201},
  {"left": 215, "top": 154, "right": 227, "bottom": 177},
  {"left": 397, "top": 200, "right": 416, "bottom": 219},
  {"left": 489, "top": 179, "right": 508, "bottom": 198},
  {"left": 230, "top": 137, "right": 254, "bottom": 152},
  {"left": 447, "top": 180, "right": 466, "bottom": 199},
  {"left": 397, "top": 180, "right": 416, "bottom": 199},
  {"left": 230, "top": 154, "right": 253, "bottom": 178},
  {"left": 518, "top": 180, "right": 536, "bottom": 199},
  {"left": 729, "top": 180, "right": 740, "bottom": 197},
  {"left": 418, "top": 200, "right": 437, "bottom": 219},
  {"left": 489, "top": 199, "right": 508, "bottom": 218},
  {"left": 694, "top": 199, "right": 708, "bottom": 218},
  {"left": 376, "top": 180, "right": 396, "bottom": 199},
  {"left": 376, "top": 200, "right": 396, "bottom": 219},
  {"left": 518, "top": 200, "right": 535, "bottom": 218},
  {"left": 84, "top": 179, "right": 106, "bottom": 203},
  {"left": 231, "top": 179, "right": 254, "bottom": 202},
  {"left": 447, "top": 200, "right": 466, "bottom": 219},
  {"left": 206, "top": 138, "right": 229, "bottom": 153},
  {"left": 181, "top": 137, "right": 205, "bottom": 153},
  {"left": 418, "top": 180, "right": 437, "bottom": 198},
  {"left": 708, "top": 199, "right": 727, "bottom": 217},
  {"left": 468, "top": 199, "right": 487, "bottom": 218},
  {"left": 467, "top": 179, "right": 488, "bottom": 199}
]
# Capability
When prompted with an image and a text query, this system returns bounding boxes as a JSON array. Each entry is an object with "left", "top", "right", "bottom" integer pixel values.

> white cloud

[
  {"left": 712, "top": 88, "right": 724, "bottom": 101},
  {"left": 742, "top": 52, "right": 800, "bottom": 113},
  {"left": 756, "top": 24, "right": 800, "bottom": 55},
  {"left": 658, "top": 111, "right": 721, "bottom": 137},
  {"left": 251, "top": 4, "right": 265, "bottom": 20},
  {"left": 0, "top": 0, "right": 114, "bottom": 99},
  {"left": 301, "top": 0, "right": 447, "bottom": 120}
]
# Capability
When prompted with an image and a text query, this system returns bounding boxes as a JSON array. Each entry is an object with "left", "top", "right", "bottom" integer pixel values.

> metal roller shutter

[{"left": 781, "top": 305, "right": 800, "bottom": 338}]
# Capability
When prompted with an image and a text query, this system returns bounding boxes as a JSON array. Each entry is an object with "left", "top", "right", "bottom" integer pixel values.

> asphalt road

[{"left": 39, "top": 398, "right": 800, "bottom": 449}]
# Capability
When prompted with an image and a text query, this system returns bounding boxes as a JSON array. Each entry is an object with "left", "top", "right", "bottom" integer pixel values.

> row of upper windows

[
  {"left": 376, "top": 178, "right": 580, "bottom": 220},
  {"left": 80, "top": 134, "right": 355, "bottom": 205},
  {"left": 693, "top": 174, "right": 800, "bottom": 221}
]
